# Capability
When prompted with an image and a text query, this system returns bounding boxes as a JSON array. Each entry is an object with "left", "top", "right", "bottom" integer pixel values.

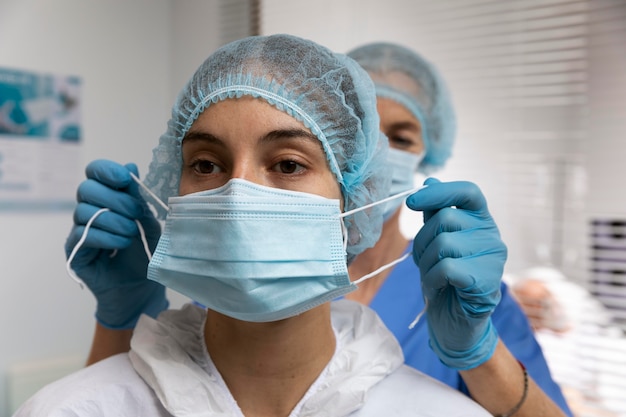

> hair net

[
  {"left": 144, "top": 34, "right": 390, "bottom": 260},
  {"left": 348, "top": 42, "right": 456, "bottom": 174}
]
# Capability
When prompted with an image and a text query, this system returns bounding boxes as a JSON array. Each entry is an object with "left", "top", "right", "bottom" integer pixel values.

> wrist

[
  {"left": 95, "top": 311, "right": 141, "bottom": 330},
  {"left": 494, "top": 361, "right": 528, "bottom": 417},
  {"left": 87, "top": 322, "right": 133, "bottom": 365}
]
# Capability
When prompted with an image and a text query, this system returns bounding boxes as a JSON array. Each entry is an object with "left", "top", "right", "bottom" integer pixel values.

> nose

[{"left": 230, "top": 159, "right": 263, "bottom": 185}]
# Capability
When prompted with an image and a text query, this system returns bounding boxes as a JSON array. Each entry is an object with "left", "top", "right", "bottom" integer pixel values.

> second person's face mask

[
  {"left": 382, "top": 148, "right": 425, "bottom": 220},
  {"left": 147, "top": 179, "right": 355, "bottom": 322}
]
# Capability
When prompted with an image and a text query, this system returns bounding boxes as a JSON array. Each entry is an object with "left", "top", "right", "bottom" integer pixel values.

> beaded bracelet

[{"left": 494, "top": 361, "right": 528, "bottom": 417}]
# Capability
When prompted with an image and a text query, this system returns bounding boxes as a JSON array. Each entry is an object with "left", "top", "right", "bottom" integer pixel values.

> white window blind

[
  {"left": 591, "top": 220, "right": 626, "bottom": 327},
  {"left": 219, "top": 0, "right": 260, "bottom": 45},
  {"left": 261, "top": 0, "right": 593, "bottom": 278},
  {"left": 260, "top": 1, "right": 626, "bottom": 415}
]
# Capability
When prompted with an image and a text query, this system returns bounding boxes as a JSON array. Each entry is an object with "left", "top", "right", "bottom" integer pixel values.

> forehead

[
  {"left": 376, "top": 97, "right": 419, "bottom": 127},
  {"left": 368, "top": 70, "right": 422, "bottom": 99},
  {"left": 182, "top": 97, "right": 332, "bottom": 163},
  {"left": 188, "top": 97, "right": 305, "bottom": 132}
]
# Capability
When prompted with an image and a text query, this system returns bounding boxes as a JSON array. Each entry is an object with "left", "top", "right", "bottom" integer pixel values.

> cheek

[
  {"left": 333, "top": 180, "right": 345, "bottom": 212},
  {"left": 416, "top": 136, "right": 426, "bottom": 153},
  {"left": 329, "top": 174, "right": 343, "bottom": 203},
  {"left": 177, "top": 173, "right": 193, "bottom": 196}
]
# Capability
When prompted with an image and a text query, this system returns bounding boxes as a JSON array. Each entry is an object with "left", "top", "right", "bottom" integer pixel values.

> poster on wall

[{"left": 0, "top": 67, "right": 81, "bottom": 211}]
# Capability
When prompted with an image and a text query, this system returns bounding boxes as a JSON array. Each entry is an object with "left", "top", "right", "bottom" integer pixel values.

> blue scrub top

[{"left": 369, "top": 244, "right": 573, "bottom": 417}]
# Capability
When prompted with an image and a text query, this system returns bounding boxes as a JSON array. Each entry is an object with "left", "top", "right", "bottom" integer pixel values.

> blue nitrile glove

[
  {"left": 65, "top": 159, "right": 168, "bottom": 329},
  {"left": 406, "top": 178, "right": 507, "bottom": 370}
]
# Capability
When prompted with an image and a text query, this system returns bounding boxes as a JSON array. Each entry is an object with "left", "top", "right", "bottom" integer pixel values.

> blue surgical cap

[
  {"left": 348, "top": 42, "right": 456, "bottom": 174},
  {"left": 144, "top": 34, "right": 390, "bottom": 260}
]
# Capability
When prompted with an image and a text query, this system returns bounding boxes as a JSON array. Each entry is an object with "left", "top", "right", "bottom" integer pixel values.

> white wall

[
  {"left": 0, "top": 0, "right": 173, "bottom": 414},
  {"left": 170, "top": 0, "right": 223, "bottom": 102}
]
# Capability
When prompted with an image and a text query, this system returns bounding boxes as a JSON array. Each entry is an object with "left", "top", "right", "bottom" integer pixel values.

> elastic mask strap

[
  {"left": 340, "top": 218, "right": 349, "bottom": 252},
  {"left": 65, "top": 208, "right": 153, "bottom": 288},
  {"left": 352, "top": 253, "right": 411, "bottom": 286},
  {"left": 351, "top": 252, "right": 428, "bottom": 330},
  {"left": 129, "top": 172, "right": 170, "bottom": 213},
  {"left": 340, "top": 185, "right": 426, "bottom": 219},
  {"left": 345, "top": 185, "right": 429, "bottom": 330},
  {"left": 408, "top": 299, "right": 428, "bottom": 330},
  {"left": 65, "top": 174, "right": 166, "bottom": 289}
]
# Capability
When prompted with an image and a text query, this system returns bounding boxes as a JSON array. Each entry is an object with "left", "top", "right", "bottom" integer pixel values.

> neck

[
  {"left": 346, "top": 210, "right": 410, "bottom": 305},
  {"left": 204, "top": 305, "right": 336, "bottom": 417}
]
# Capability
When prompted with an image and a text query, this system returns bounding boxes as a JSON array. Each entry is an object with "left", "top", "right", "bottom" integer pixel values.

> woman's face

[
  {"left": 179, "top": 96, "right": 342, "bottom": 202},
  {"left": 376, "top": 97, "right": 424, "bottom": 156}
]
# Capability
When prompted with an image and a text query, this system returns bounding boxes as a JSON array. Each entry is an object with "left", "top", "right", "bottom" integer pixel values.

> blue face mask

[
  {"left": 382, "top": 148, "right": 425, "bottom": 221},
  {"left": 147, "top": 179, "right": 355, "bottom": 322}
]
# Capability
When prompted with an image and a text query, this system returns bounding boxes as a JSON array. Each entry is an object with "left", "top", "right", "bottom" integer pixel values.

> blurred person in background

[
  {"left": 344, "top": 41, "right": 571, "bottom": 416},
  {"left": 509, "top": 266, "right": 622, "bottom": 416}
]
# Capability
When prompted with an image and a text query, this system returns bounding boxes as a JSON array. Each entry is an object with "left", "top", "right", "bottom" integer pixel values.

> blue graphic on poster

[{"left": 0, "top": 67, "right": 82, "bottom": 211}]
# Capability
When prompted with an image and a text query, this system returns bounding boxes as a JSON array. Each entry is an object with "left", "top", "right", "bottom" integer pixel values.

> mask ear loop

[
  {"left": 340, "top": 218, "right": 349, "bottom": 252},
  {"left": 341, "top": 185, "right": 429, "bottom": 329},
  {"left": 351, "top": 252, "right": 428, "bottom": 330},
  {"left": 351, "top": 253, "right": 411, "bottom": 285},
  {"left": 65, "top": 174, "right": 169, "bottom": 289},
  {"left": 129, "top": 172, "right": 169, "bottom": 213},
  {"left": 408, "top": 299, "right": 428, "bottom": 330},
  {"left": 340, "top": 185, "right": 426, "bottom": 219}
]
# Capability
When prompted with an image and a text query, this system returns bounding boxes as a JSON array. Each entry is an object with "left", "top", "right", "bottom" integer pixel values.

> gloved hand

[
  {"left": 65, "top": 159, "right": 168, "bottom": 329},
  {"left": 406, "top": 178, "right": 507, "bottom": 370}
]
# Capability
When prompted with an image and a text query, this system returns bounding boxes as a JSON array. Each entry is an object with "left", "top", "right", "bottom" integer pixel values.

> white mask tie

[
  {"left": 343, "top": 185, "right": 428, "bottom": 329},
  {"left": 65, "top": 174, "right": 168, "bottom": 288}
]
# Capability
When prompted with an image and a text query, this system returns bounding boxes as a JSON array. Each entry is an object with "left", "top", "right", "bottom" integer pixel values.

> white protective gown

[{"left": 13, "top": 300, "right": 490, "bottom": 417}]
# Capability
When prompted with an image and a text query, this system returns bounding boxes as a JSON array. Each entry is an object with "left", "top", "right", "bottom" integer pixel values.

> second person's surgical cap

[
  {"left": 143, "top": 34, "right": 390, "bottom": 260},
  {"left": 348, "top": 42, "right": 456, "bottom": 173}
]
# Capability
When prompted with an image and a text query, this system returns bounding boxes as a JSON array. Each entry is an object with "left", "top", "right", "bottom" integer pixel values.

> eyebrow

[
  {"left": 182, "top": 131, "right": 222, "bottom": 145},
  {"left": 261, "top": 128, "right": 320, "bottom": 145},
  {"left": 389, "top": 121, "right": 420, "bottom": 132},
  {"left": 182, "top": 128, "right": 321, "bottom": 147}
]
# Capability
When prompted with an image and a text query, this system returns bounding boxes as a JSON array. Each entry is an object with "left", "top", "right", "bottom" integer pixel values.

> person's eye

[
  {"left": 388, "top": 135, "right": 414, "bottom": 149},
  {"left": 273, "top": 160, "right": 305, "bottom": 174},
  {"left": 190, "top": 158, "right": 222, "bottom": 174}
]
